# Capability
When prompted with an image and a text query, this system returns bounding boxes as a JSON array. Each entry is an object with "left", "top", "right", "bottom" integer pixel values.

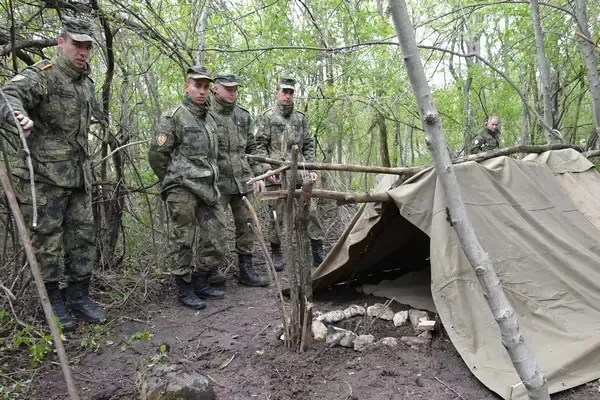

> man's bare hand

[
  {"left": 266, "top": 170, "right": 279, "bottom": 184},
  {"left": 253, "top": 180, "right": 265, "bottom": 194},
  {"left": 14, "top": 111, "right": 33, "bottom": 136}
]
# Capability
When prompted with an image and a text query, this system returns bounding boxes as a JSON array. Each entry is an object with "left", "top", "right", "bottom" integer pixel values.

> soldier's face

[
  {"left": 214, "top": 83, "right": 238, "bottom": 104},
  {"left": 57, "top": 36, "right": 92, "bottom": 70},
  {"left": 276, "top": 88, "right": 295, "bottom": 105},
  {"left": 487, "top": 118, "right": 499, "bottom": 132},
  {"left": 185, "top": 78, "right": 211, "bottom": 105}
]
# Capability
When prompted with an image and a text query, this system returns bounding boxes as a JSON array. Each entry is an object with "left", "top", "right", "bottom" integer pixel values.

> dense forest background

[{"left": 0, "top": 0, "right": 599, "bottom": 393}]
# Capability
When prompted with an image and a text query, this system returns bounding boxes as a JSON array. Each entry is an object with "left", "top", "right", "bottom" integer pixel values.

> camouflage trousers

[
  {"left": 266, "top": 186, "right": 324, "bottom": 245},
  {"left": 219, "top": 192, "right": 255, "bottom": 255},
  {"left": 166, "top": 187, "right": 226, "bottom": 276},
  {"left": 17, "top": 179, "right": 96, "bottom": 283}
]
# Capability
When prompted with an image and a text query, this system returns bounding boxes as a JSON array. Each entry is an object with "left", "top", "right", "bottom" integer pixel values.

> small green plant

[
  {"left": 8, "top": 326, "right": 53, "bottom": 367},
  {"left": 120, "top": 328, "right": 152, "bottom": 351},
  {"left": 79, "top": 324, "right": 112, "bottom": 352},
  {"left": 0, "top": 379, "right": 30, "bottom": 399}
]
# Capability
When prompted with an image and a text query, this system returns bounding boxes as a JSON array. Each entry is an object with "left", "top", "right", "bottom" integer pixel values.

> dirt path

[{"left": 28, "top": 279, "right": 600, "bottom": 400}]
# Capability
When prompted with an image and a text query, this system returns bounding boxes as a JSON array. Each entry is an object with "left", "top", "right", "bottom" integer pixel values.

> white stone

[
  {"left": 343, "top": 305, "right": 366, "bottom": 319},
  {"left": 339, "top": 332, "right": 358, "bottom": 348},
  {"left": 367, "top": 304, "right": 394, "bottom": 321},
  {"left": 393, "top": 311, "right": 409, "bottom": 327},
  {"left": 353, "top": 334, "right": 375, "bottom": 351},
  {"left": 408, "top": 309, "right": 429, "bottom": 331},
  {"left": 326, "top": 326, "right": 350, "bottom": 346},
  {"left": 323, "top": 310, "right": 346, "bottom": 323},
  {"left": 312, "top": 319, "right": 328, "bottom": 341},
  {"left": 380, "top": 337, "right": 399, "bottom": 348}
]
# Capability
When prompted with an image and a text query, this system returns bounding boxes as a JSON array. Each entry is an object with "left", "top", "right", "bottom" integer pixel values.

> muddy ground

[{"left": 24, "top": 276, "right": 600, "bottom": 400}]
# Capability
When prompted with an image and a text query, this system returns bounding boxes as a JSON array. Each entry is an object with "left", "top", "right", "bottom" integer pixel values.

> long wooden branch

[
  {"left": 247, "top": 154, "right": 422, "bottom": 177},
  {"left": 0, "top": 166, "right": 79, "bottom": 400},
  {"left": 261, "top": 188, "right": 392, "bottom": 204},
  {"left": 0, "top": 88, "right": 37, "bottom": 227},
  {"left": 247, "top": 165, "right": 290, "bottom": 185}
]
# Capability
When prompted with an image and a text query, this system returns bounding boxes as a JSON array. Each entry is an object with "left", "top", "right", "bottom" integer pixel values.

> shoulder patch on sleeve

[
  {"left": 156, "top": 132, "right": 168, "bottom": 146},
  {"left": 32, "top": 59, "right": 52, "bottom": 71}
]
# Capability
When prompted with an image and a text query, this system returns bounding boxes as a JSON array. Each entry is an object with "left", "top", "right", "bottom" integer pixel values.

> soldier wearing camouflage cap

[
  {"left": 209, "top": 72, "right": 268, "bottom": 288},
  {"left": 470, "top": 116, "right": 501, "bottom": 154},
  {"left": 254, "top": 75, "right": 325, "bottom": 270},
  {"left": 0, "top": 17, "right": 106, "bottom": 331},
  {"left": 148, "top": 65, "right": 227, "bottom": 310}
]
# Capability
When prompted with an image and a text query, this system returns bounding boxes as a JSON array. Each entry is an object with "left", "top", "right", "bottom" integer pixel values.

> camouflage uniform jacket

[
  {"left": 254, "top": 103, "right": 315, "bottom": 177},
  {"left": 0, "top": 55, "right": 99, "bottom": 189},
  {"left": 470, "top": 128, "right": 500, "bottom": 154},
  {"left": 148, "top": 95, "right": 220, "bottom": 205},
  {"left": 210, "top": 94, "right": 256, "bottom": 195}
]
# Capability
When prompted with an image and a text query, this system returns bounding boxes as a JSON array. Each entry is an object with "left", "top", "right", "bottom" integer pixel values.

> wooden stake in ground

[
  {"left": 388, "top": 0, "right": 550, "bottom": 398},
  {"left": 0, "top": 166, "right": 80, "bottom": 400},
  {"left": 295, "top": 181, "right": 314, "bottom": 352},
  {"left": 242, "top": 196, "right": 290, "bottom": 348}
]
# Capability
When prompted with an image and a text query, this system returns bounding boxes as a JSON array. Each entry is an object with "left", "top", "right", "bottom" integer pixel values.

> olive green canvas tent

[{"left": 313, "top": 149, "right": 600, "bottom": 400}]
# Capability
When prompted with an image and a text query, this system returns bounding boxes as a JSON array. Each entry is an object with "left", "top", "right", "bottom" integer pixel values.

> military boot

[
  {"left": 46, "top": 283, "right": 76, "bottom": 332},
  {"left": 65, "top": 279, "right": 106, "bottom": 324},
  {"left": 237, "top": 254, "right": 269, "bottom": 287},
  {"left": 175, "top": 275, "right": 206, "bottom": 310},
  {"left": 193, "top": 272, "right": 225, "bottom": 299},
  {"left": 270, "top": 243, "right": 285, "bottom": 272},
  {"left": 311, "top": 239, "right": 326, "bottom": 268},
  {"left": 207, "top": 269, "right": 227, "bottom": 286}
]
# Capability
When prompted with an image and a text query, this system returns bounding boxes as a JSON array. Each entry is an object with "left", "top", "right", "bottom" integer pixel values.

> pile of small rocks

[{"left": 277, "top": 303, "right": 437, "bottom": 352}]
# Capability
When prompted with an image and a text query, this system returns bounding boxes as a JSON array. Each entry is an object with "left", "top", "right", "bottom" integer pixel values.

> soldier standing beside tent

[
  {"left": 148, "top": 65, "right": 227, "bottom": 310},
  {"left": 0, "top": 17, "right": 106, "bottom": 331},
  {"left": 210, "top": 72, "right": 268, "bottom": 287},
  {"left": 470, "top": 116, "right": 501, "bottom": 154},
  {"left": 254, "top": 75, "right": 325, "bottom": 270}
]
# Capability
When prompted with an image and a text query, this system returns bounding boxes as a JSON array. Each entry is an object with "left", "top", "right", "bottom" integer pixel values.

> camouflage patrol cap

[
  {"left": 214, "top": 72, "right": 240, "bottom": 87},
  {"left": 62, "top": 17, "right": 94, "bottom": 42},
  {"left": 277, "top": 76, "right": 296, "bottom": 90},
  {"left": 187, "top": 65, "right": 213, "bottom": 81}
]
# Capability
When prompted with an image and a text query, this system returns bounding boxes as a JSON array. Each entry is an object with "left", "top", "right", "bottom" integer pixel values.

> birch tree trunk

[
  {"left": 195, "top": 0, "right": 209, "bottom": 65},
  {"left": 574, "top": 0, "right": 600, "bottom": 150},
  {"left": 388, "top": 0, "right": 550, "bottom": 398},
  {"left": 530, "top": 0, "right": 561, "bottom": 144}
]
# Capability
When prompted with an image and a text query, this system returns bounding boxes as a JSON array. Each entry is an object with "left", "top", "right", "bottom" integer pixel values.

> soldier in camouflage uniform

[
  {"left": 0, "top": 18, "right": 106, "bottom": 331},
  {"left": 210, "top": 72, "right": 268, "bottom": 287},
  {"left": 254, "top": 76, "right": 325, "bottom": 270},
  {"left": 470, "top": 116, "right": 500, "bottom": 154},
  {"left": 148, "top": 65, "right": 226, "bottom": 310}
]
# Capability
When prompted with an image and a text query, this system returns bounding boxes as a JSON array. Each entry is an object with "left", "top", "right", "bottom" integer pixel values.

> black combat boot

[
  {"left": 270, "top": 243, "right": 285, "bottom": 272},
  {"left": 237, "top": 254, "right": 269, "bottom": 287},
  {"left": 175, "top": 275, "right": 206, "bottom": 310},
  {"left": 46, "top": 282, "right": 76, "bottom": 332},
  {"left": 65, "top": 279, "right": 106, "bottom": 324},
  {"left": 207, "top": 269, "right": 227, "bottom": 286},
  {"left": 311, "top": 239, "right": 326, "bottom": 268},
  {"left": 193, "top": 272, "right": 225, "bottom": 299}
]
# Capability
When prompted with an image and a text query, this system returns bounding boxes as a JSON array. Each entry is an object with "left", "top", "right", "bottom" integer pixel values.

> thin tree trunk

[
  {"left": 520, "top": 68, "right": 530, "bottom": 146},
  {"left": 378, "top": 113, "right": 392, "bottom": 167},
  {"left": 574, "top": 0, "right": 600, "bottom": 150},
  {"left": 530, "top": 0, "right": 560, "bottom": 143},
  {"left": 388, "top": 1, "right": 550, "bottom": 398},
  {"left": 403, "top": 122, "right": 410, "bottom": 167}
]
